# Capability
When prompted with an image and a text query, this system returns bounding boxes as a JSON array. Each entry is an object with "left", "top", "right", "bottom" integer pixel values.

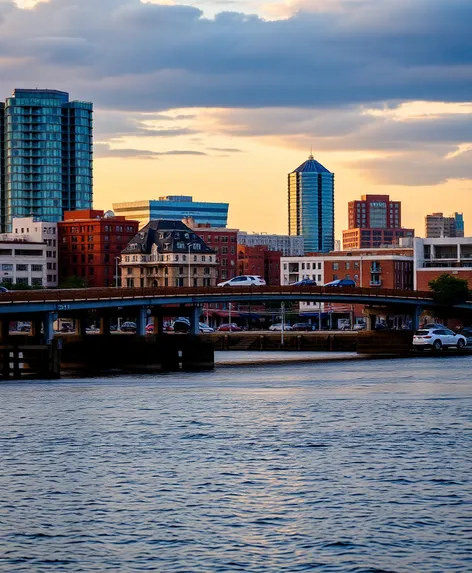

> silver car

[
  {"left": 217, "top": 275, "right": 266, "bottom": 287},
  {"left": 413, "top": 327, "right": 466, "bottom": 351}
]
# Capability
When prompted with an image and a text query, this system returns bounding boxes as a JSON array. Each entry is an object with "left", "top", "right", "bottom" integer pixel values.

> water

[{"left": 1, "top": 355, "right": 471, "bottom": 572}]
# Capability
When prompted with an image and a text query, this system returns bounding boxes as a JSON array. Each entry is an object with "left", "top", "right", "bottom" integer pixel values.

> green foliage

[
  {"left": 429, "top": 273, "right": 471, "bottom": 306},
  {"left": 0, "top": 282, "right": 43, "bottom": 291},
  {"left": 58, "top": 276, "right": 89, "bottom": 289}
]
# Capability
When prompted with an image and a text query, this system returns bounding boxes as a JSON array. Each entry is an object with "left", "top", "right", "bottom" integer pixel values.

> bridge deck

[{"left": 0, "top": 285, "right": 468, "bottom": 315}]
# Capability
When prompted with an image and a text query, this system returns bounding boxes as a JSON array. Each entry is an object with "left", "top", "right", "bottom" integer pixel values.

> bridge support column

[
  {"left": 151, "top": 309, "right": 165, "bottom": 335},
  {"left": 43, "top": 312, "right": 57, "bottom": 344},
  {"left": 99, "top": 315, "right": 111, "bottom": 336},
  {"left": 189, "top": 306, "right": 201, "bottom": 336},
  {"left": 76, "top": 317, "right": 87, "bottom": 338},
  {"left": 136, "top": 307, "right": 147, "bottom": 336},
  {"left": 0, "top": 317, "right": 10, "bottom": 343},
  {"left": 31, "top": 317, "right": 43, "bottom": 341},
  {"left": 412, "top": 306, "right": 423, "bottom": 331}
]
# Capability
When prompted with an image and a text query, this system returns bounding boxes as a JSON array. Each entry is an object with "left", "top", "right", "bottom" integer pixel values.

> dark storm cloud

[{"left": 0, "top": 0, "right": 470, "bottom": 110}]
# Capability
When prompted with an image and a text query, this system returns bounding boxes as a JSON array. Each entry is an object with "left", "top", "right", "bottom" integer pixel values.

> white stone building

[
  {"left": 0, "top": 235, "right": 47, "bottom": 287},
  {"left": 12, "top": 217, "right": 58, "bottom": 287},
  {"left": 238, "top": 232, "right": 304, "bottom": 257}
]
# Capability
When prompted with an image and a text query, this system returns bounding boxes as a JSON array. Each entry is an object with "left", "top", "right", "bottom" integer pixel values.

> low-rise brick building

[
  {"left": 184, "top": 218, "right": 238, "bottom": 285},
  {"left": 58, "top": 210, "right": 139, "bottom": 287},
  {"left": 238, "top": 245, "right": 282, "bottom": 286}
]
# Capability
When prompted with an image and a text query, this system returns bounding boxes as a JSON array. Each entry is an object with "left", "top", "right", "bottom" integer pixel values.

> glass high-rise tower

[
  {"left": 288, "top": 155, "right": 334, "bottom": 253},
  {"left": 0, "top": 89, "right": 93, "bottom": 231}
]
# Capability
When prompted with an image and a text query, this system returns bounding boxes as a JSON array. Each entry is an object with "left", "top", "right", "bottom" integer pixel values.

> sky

[{"left": 4, "top": 0, "right": 472, "bottom": 238}]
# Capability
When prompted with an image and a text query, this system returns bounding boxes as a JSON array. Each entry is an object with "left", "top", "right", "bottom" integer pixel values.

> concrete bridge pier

[
  {"left": 75, "top": 317, "right": 87, "bottom": 338},
  {"left": 413, "top": 306, "right": 423, "bottom": 330},
  {"left": 99, "top": 313, "right": 112, "bottom": 336},
  {"left": 136, "top": 307, "right": 148, "bottom": 336},
  {"left": 0, "top": 317, "right": 10, "bottom": 343},
  {"left": 189, "top": 305, "right": 202, "bottom": 336}
]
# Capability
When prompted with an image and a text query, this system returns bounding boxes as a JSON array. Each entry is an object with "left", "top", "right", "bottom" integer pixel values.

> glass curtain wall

[{"left": 1, "top": 89, "right": 93, "bottom": 231}]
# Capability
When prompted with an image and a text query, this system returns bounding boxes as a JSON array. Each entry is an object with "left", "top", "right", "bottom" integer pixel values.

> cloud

[
  {"left": 208, "top": 146, "right": 245, "bottom": 152},
  {"left": 0, "top": 0, "right": 470, "bottom": 110},
  {"left": 95, "top": 142, "right": 207, "bottom": 159},
  {"left": 2, "top": 0, "right": 470, "bottom": 188}
]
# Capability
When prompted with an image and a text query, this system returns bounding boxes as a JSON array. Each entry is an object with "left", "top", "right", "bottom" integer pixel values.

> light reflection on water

[{"left": 0, "top": 355, "right": 471, "bottom": 572}]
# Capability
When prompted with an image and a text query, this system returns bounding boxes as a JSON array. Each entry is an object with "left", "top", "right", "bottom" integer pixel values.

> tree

[
  {"left": 429, "top": 273, "right": 471, "bottom": 306},
  {"left": 58, "top": 276, "right": 88, "bottom": 289}
]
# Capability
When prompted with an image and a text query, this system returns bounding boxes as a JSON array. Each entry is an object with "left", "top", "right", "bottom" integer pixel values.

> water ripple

[{"left": 0, "top": 356, "right": 471, "bottom": 572}]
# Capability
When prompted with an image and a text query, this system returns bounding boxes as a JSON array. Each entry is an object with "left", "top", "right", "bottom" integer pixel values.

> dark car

[
  {"left": 324, "top": 279, "right": 356, "bottom": 288},
  {"left": 0, "top": 286, "right": 9, "bottom": 293},
  {"left": 291, "top": 278, "right": 317, "bottom": 287},
  {"left": 173, "top": 317, "right": 190, "bottom": 333},
  {"left": 459, "top": 327, "right": 472, "bottom": 346},
  {"left": 121, "top": 321, "right": 137, "bottom": 332},
  {"left": 291, "top": 322, "right": 314, "bottom": 332},
  {"left": 217, "top": 323, "right": 242, "bottom": 332}
]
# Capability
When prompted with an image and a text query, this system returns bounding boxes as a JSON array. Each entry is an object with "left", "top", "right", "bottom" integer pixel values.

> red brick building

[
  {"left": 58, "top": 210, "right": 139, "bottom": 287},
  {"left": 343, "top": 194, "right": 414, "bottom": 249},
  {"left": 184, "top": 219, "right": 238, "bottom": 285},
  {"left": 238, "top": 245, "right": 282, "bottom": 285},
  {"left": 323, "top": 249, "right": 415, "bottom": 290}
]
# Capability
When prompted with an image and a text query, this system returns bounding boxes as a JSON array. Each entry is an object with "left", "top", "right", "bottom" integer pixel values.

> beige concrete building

[
  {"left": 120, "top": 220, "right": 217, "bottom": 288},
  {"left": 425, "top": 212, "right": 464, "bottom": 238}
]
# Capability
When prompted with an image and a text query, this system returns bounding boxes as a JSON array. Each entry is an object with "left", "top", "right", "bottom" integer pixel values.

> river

[{"left": 1, "top": 354, "right": 471, "bottom": 572}]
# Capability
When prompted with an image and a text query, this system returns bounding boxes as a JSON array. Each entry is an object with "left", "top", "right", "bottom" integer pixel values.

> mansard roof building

[{"left": 120, "top": 220, "right": 217, "bottom": 288}]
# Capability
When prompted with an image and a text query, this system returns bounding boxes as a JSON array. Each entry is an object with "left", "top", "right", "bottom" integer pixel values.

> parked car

[
  {"left": 173, "top": 317, "right": 190, "bottom": 333},
  {"left": 217, "top": 275, "right": 266, "bottom": 287},
  {"left": 121, "top": 321, "right": 137, "bottom": 332},
  {"left": 269, "top": 323, "right": 293, "bottom": 331},
  {"left": 0, "top": 286, "right": 9, "bottom": 293},
  {"left": 353, "top": 323, "right": 366, "bottom": 331},
  {"left": 199, "top": 322, "right": 215, "bottom": 333},
  {"left": 413, "top": 327, "right": 467, "bottom": 351},
  {"left": 60, "top": 323, "right": 74, "bottom": 333},
  {"left": 291, "top": 278, "right": 317, "bottom": 287},
  {"left": 145, "top": 323, "right": 154, "bottom": 333},
  {"left": 217, "top": 323, "right": 243, "bottom": 332},
  {"left": 291, "top": 322, "right": 314, "bottom": 332},
  {"left": 459, "top": 326, "right": 472, "bottom": 346},
  {"left": 324, "top": 279, "right": 356, "bottom": 287}
]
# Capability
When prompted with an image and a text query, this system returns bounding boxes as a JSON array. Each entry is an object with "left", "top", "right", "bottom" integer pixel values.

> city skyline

[{"left": 1, "top": 0, "right": 470, "bottom": 238}]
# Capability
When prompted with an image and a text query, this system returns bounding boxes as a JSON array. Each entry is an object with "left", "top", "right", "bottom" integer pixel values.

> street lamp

[
  {"left": 115, "top": 256, "right": 120, "bottom": 288},
  {"left": 281, "top": 301, "right": 285, "bottom": 346},
  {"left": 187, "top": 242, "right": 197, "bottom": 287}
]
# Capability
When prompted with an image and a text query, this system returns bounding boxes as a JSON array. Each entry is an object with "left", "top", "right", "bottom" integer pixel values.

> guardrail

[{"left": 0, "top": 285, "right": 444, "bottom": 304}]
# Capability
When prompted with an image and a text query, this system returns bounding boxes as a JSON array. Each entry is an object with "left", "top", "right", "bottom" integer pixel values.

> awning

[
  {"left": 239, "top": 312, "right": 261, "bottom": 319},
  {"left": 209, "top": 310, "right": 242, "bottom": 318},
  {"left": 299, "top": 312, "right": 330, "bottom": 318}
]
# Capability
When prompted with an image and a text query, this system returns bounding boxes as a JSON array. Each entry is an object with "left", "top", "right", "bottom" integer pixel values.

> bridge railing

[{"left": 0, "top": 284, "right": 440, "bottom": 304}]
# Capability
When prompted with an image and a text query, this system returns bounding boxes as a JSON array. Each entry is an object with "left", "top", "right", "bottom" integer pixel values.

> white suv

[
  {"left": 413, "top": 327, "right": 466, "bottom": 351},
  {"left": 217, "top": 275, "right": 266, "bottom": 287}
]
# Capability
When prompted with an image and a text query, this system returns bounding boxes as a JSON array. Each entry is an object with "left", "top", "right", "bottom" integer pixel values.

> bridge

[{"left": 0, "top": 285, "right": 468, "bottom": 339}]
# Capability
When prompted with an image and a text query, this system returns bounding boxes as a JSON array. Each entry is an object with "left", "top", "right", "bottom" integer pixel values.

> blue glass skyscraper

[
  {"left": 288, "top": 155, "right": 335, "bottom": 253},
  {"left": 0, "top": 89, "right": 93, "bottom": 231}
]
